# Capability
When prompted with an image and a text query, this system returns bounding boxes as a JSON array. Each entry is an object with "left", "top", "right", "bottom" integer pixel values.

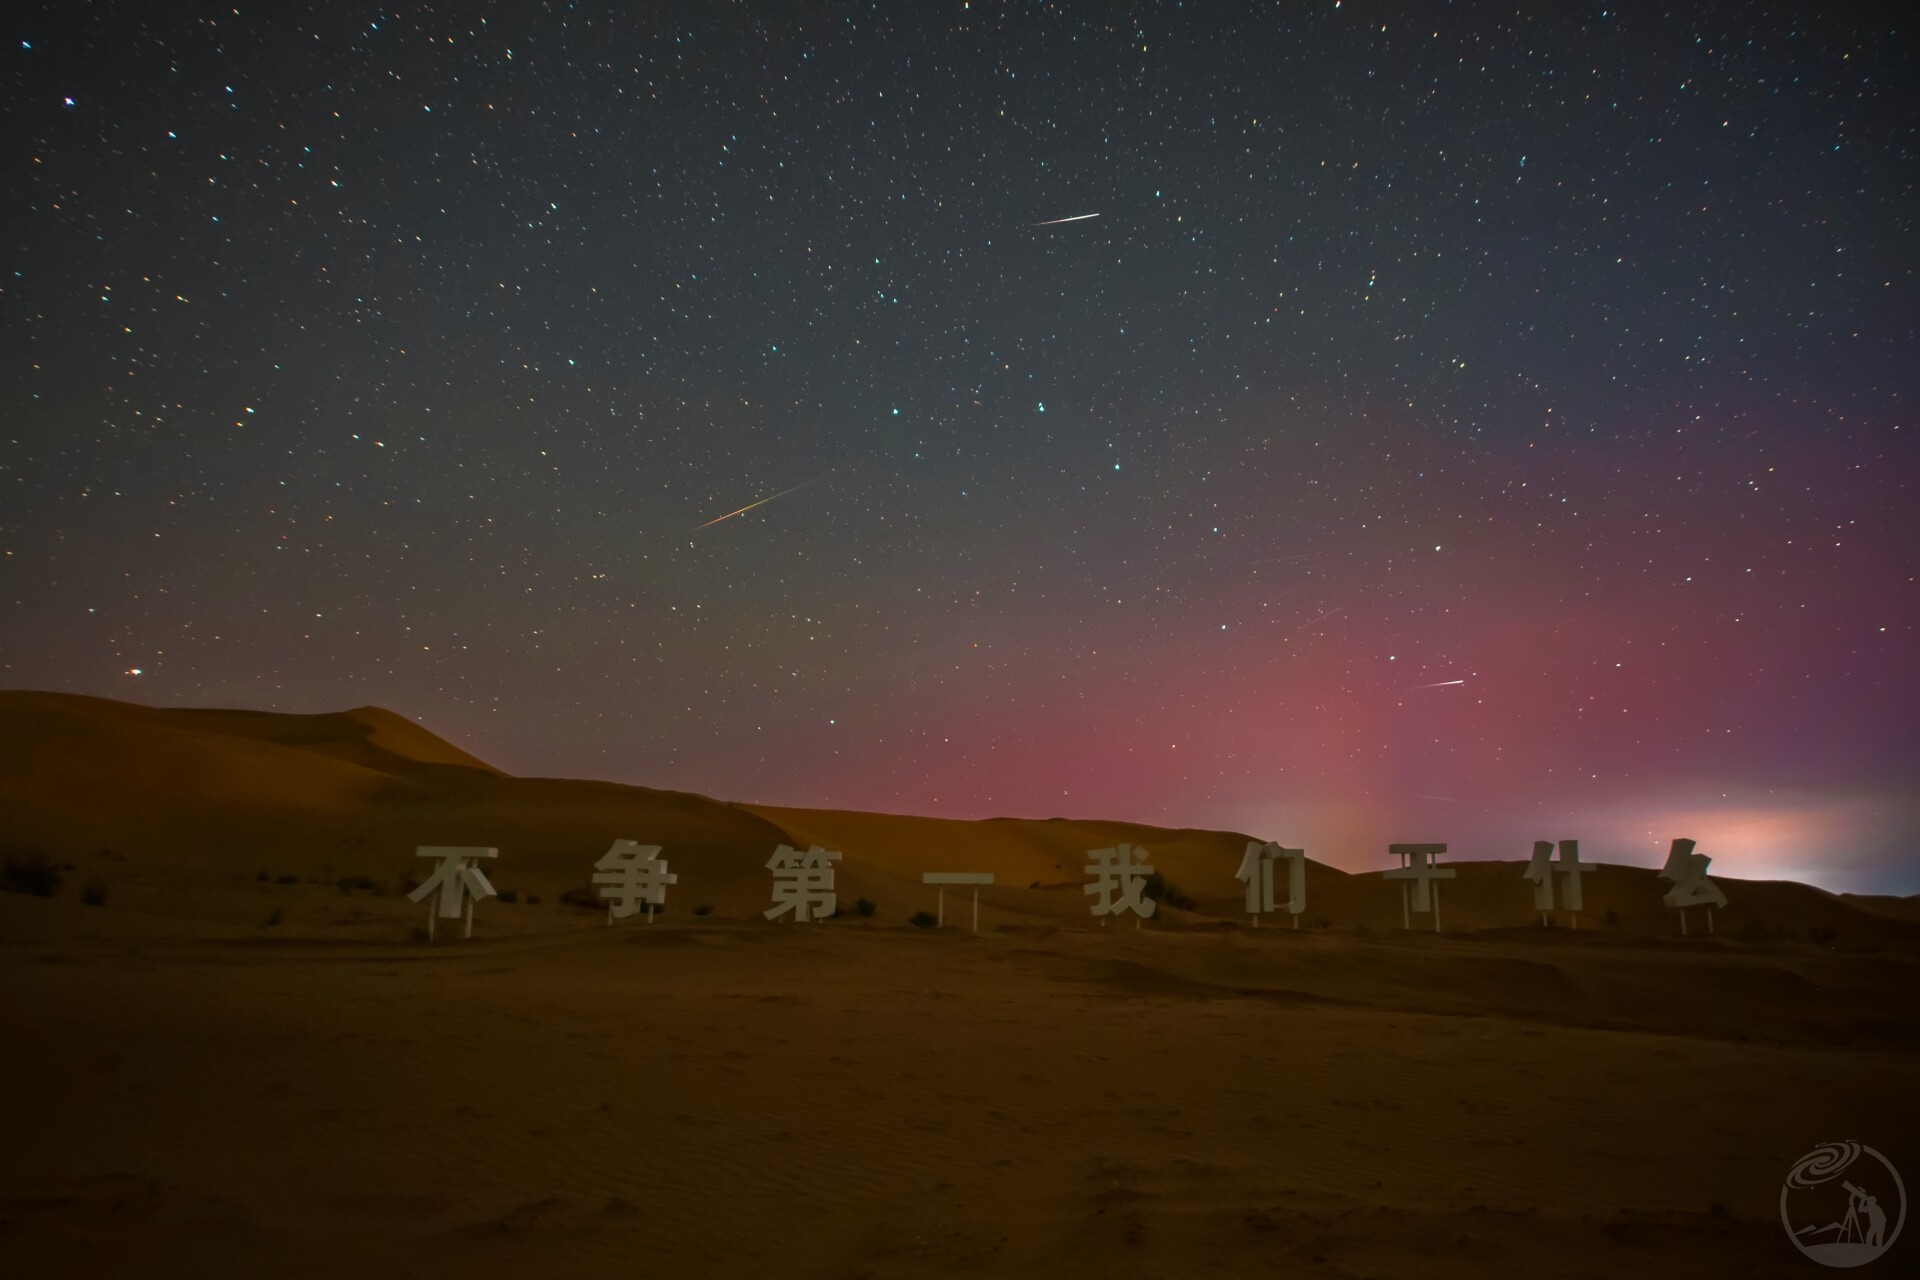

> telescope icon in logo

[{"left": 1780, "top": 1142, "right": 1905, "bottom": 1267}]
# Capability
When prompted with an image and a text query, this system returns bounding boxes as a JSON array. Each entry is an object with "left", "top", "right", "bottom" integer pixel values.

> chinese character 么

[
  {"left": 407, "top": 846, "right": 498, "bottom": 940},
  {"left": 1658, "top": 837, "right": 1726, "bottom": 935},
  {"left": 765, "top": 844, "right": 841, "bottom": 922},
  {"left": 594, "top": 839, "right": 677, "bottom": 924}
]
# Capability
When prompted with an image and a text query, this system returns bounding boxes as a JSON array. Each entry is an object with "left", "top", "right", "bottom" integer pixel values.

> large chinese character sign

[
  {"left": 766, "top": 844, "right": 841, "bottom": 922},
  {"left": 1236, "top": 841, "right": 1306, "bottom": 927},
  {"left": 1383, "top": 843, "right": 1456, "bottom": 932},
  {"left": 594, "top": 840, "right": 677, "bottom": 924},
  {"left": 1521, "top": 839, "right": 1596, "bottom": 926},
  {"left": 923, "top": 871, "right": 994, "bottom": 932},
  {"left": 408, "top": 846, "right": 498, "bottom": 940},
  {"left": 1085, "top": 844, "right": 1156, "bottom": 926},
  {"left": 1658, "top": 837, "right": 1726, "bottom": 935}
]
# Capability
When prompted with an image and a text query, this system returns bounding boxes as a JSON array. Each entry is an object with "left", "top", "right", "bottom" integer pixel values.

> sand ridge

[
  {"left": 4, "top": 691, "right": 1914, "bottom": 947},
  {"left": 4, "top": 691, "right": 1918, "bottom": 1276}
]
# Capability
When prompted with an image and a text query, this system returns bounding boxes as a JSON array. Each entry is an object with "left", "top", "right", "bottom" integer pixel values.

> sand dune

[
  {"left": 1, "top": 691, "right": 1914, "bottom": 948},
  {"left": 4, "top": 691, "right": 1918, "bottom": 1277}
]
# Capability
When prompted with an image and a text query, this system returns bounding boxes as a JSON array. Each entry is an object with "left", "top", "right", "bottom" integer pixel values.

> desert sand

[{"left": 3, "top": 690, "right": 1917, "bottom": 1277}]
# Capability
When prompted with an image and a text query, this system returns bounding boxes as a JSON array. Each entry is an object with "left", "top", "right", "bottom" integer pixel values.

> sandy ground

[
  {"left": 5, "top": 909, "right": 1917, "bottom": 1279},
  {"left": 4, "top": 692, "right": 1916, "bottom": 1275}
]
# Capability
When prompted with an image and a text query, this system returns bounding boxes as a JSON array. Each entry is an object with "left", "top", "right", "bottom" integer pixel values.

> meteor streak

[
  {"left": 694, "top": 472, "right": 831, "bottom": 530},
  {"left": 1293, "top": 606, "right": 1345, "bottom": 633},
  {"left": 1030, "top": 212, "right": 1099, "bottom": 227},
  {"left": 1410, "top": 678, "right": 1467, "bottom": 689}
]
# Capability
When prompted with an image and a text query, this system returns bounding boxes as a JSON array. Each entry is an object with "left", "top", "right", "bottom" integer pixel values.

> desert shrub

[
  {"left": 909, "top": 911, "right": 938, "bottom": 928},
  {"left": 692, "top": 904, "right": 712, "bottom": 916},
  {"left": 1, "top": 848, "right": 61, "bottom": 897},
  {"left": 1808, "top": 925, "right": 1837, "bottom": 946},
  {"left": 81, "top": 879, "right": 109, "bottom": 907},
  {"left": 526, "top": 893, "right": 542, "bottom": 905},
  {"left": 561, "top": 886, "right": 601, "bottom": 911},
  {"left": 1605, "top": 907, "right": 1619, "bottom": 927},
  {"left": 256, "top": 870, "right": 269, "bottom": 882},
  {"left": 274, "top": 873, "right": 299, "bottom": 885},
  {"left": 1142, "top": 871, "right": 1195, "bottom": 912},
  {"left": 854, "top": 897, "right": 876, "bottom": 918},
  {"left": 409, "top": 924, "right": 430, "bottom": 942},
  {"left": 498, "top": 889, "right": 519, "bottom": 904},
  {"left": 336, "top": 874, "right": 376, "bottom": 894},
  {"left": 260, "top": 906, "right": 283, "bottom": 928}
]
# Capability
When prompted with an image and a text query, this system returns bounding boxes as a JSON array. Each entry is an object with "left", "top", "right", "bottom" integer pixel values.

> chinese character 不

[{"left": 407, "top": 846, "right": 498, "bottom": 939}]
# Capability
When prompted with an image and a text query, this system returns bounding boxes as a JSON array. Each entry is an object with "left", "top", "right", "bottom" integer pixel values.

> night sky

[{"left": 5, "top": 3, "right": 1915, "bottom": 891}]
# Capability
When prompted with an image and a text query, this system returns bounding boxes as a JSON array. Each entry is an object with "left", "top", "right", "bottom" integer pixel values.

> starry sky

[{"left": 5, "top": 3, "right": 1915, "bottom": 891}]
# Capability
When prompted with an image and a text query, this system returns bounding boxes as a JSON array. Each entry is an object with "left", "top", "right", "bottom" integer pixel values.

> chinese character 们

[{"left": 1236, "top": 841, "right": 1306, "bottom": 927}]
